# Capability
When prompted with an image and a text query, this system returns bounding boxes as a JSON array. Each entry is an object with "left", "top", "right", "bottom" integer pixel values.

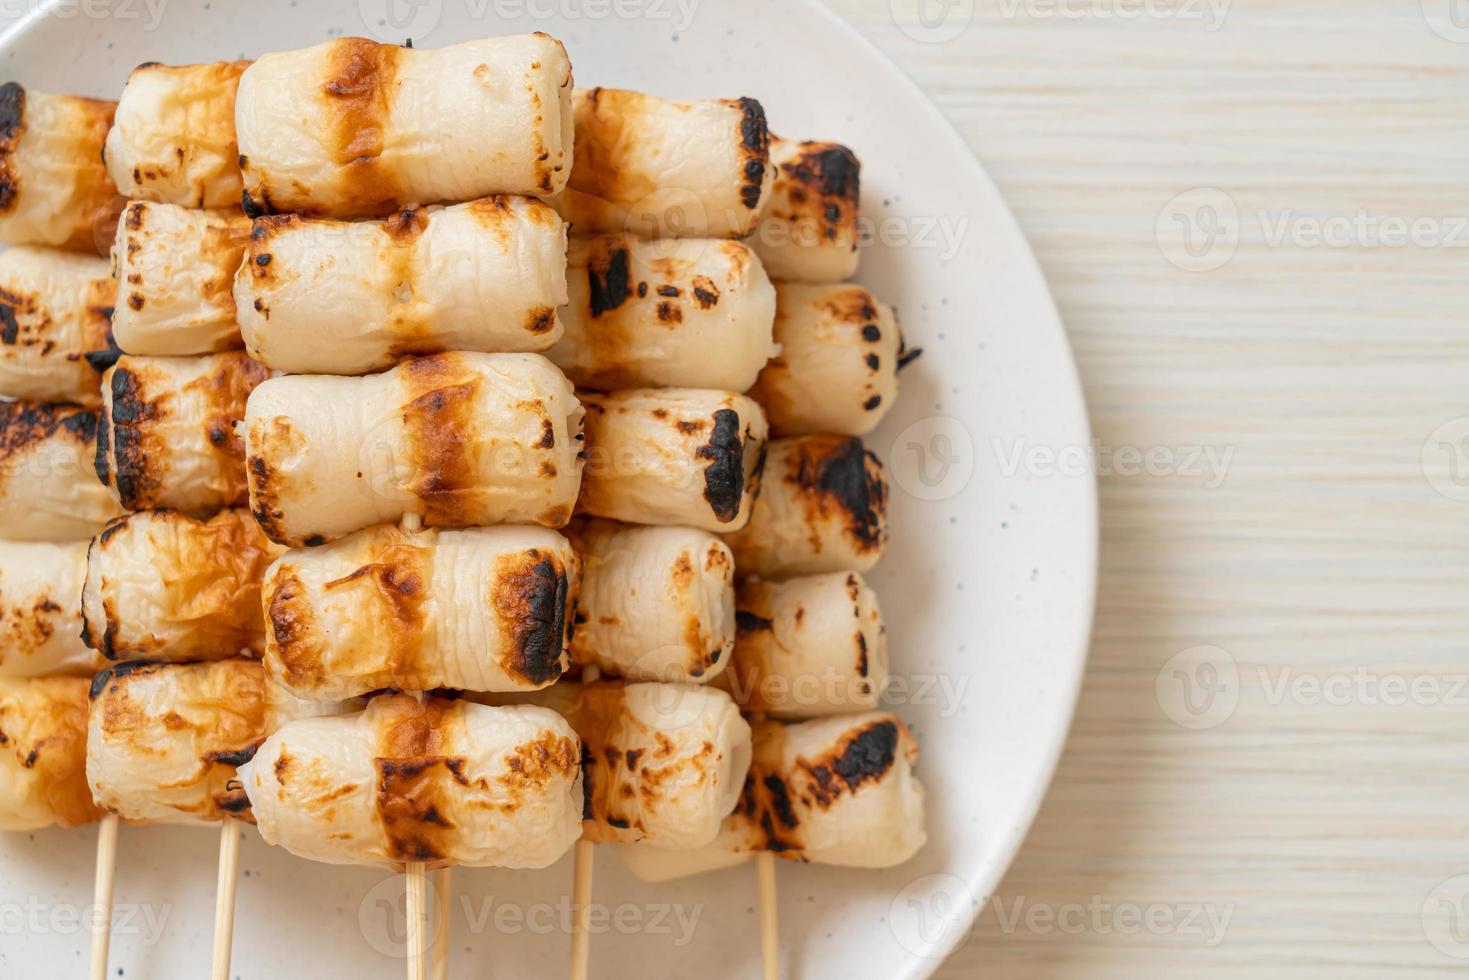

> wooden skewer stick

[
  {"left": 430, "top": 867, "right": 452, "bottom": 980},
  {"left": 569, "top": 837, "right": 595, "bottom": 980},
  {"left": 211, "top": 817, "right": 241, "bottom": 980},
  {"left": 757, "top": 852, "right": 779, "bottom": 980},
  {"left": 89, "top": 813, "right": 119, "bottom": 980},
  {"left": 406, "top": 861, "right": 428, "bottom": 980}
]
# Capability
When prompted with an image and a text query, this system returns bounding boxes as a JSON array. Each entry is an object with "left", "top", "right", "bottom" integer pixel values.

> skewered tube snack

[
  {"left": 109, "top": 201, "right": 251, "bottom": 355},
  {"left": 244, "top": 352, "right": 584, "bottom": 547},
  {"left": 748, "top": 140, "right": 862, "bottom": 283},
  {"left": 0, "top": 401, "right": 121, "bottom": 541},
  {"left": 568, "top": 520, "right": 736, "bottom": 683},
  {"left": 0, "top": 541, "right": 95, "bottom": 678},
  {"left": 578, "top": 388, "right": 768, "bottom": 534},
  {"left": 235, "top": 34, "right": 574, "bottom": 218},
  {"left": 239, "top": 694, "right": 584, "bottom": 869},
  {"left": 568, "top": 681, "right": 751, "bottom": 849},
  {"left": 550, "top": 235, "right": 777, "bottom": 393},
  {"left": 96, "top": 352, "right": 271, "bottom": 513},
  {"left": 750, "top": 283, "right": 900, "bottom": 437},
  {"left": 104, "top": 60, "right": 250, "bottom": 209},
  {"left": 552, "top": 88, "right": 772, "bottom": 239},
  {"left": 618, "top": 712, "right": 925, "bottom": 880},
  {"left": 0, "top": 676, "right": 101, "bottom": 830},
  {"left": 723, "top": 573, "right": 887, "bottom": 718},
  {"left": 723, "top": 435, "right": 888, "bottom": 578},
  {"left": 0, "top": 245, "right": 115, "bottom": 406},
  {"left": 235, "top": 197, "right": 569, "bottom": 375},
  {"left": 0, "top": 83, "right": 117, "bottom": 253},
  {"left": 262, "top": 524, "right": 579, "bottom": 700},
  {"left": 80, "top": 508, "right": 279, "bottom": 662}
]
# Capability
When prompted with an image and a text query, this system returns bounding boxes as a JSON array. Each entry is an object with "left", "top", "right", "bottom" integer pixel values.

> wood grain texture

[{"left": 819, "top": 1, "right": 1469, "bottom": 976}]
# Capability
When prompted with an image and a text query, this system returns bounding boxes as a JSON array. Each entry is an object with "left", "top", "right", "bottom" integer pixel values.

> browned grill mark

[
  {"left": 733, "top": 97, "right": 771, "bottom": 212},
  {"left": 0, "top": 82, "right": 24, "bottom": 214},
  {"left": 322, "top": 38, "right": 403, "bottom": 216},
  {"left": 785, "top": 436, "right": 888, "bottom": 555},
  {"left": 492, "top": 549, "right": 571, "bottom": 686},
  {"left": 400, "top": 355, "right": 481, "bottom": 527}
]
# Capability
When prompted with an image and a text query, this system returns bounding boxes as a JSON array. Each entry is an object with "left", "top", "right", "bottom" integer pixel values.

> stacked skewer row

[{"left": 0, "top": 30, "right": 928, "bottom": 980}]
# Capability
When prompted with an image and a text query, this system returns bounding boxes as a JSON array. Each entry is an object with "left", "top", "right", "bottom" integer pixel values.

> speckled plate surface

[{"left": 0, "top": 1, "right": 1095, "bottom": 977}]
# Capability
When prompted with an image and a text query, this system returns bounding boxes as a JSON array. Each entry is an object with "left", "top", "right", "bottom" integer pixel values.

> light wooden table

[{"left": 820, "top": 1, "right": 1469, "bottom": 976}]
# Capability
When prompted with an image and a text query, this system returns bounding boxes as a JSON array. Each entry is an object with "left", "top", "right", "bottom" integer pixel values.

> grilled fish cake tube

[
  {"left": 236, "top": 197, "right": 568, "bottom": 375},
  {"left": 0, "top": 84, "right": 117, "bottom": 253},
  {"left": 235, "top": 34, "right": 574, "bottom": 218},
  {"left": 750, "top": 282, "right": 900, "bottom": 437},
  {"left": 0, "top": 676, "right": 101, "bottom": 830},
  {"left": 0, "top": 245, "right": 115, "bottom": 406},
  {"left": 240, "top": 694, "right": 583, "bottom": 869},
  {"left": 244, "top": 352, "right": 584, "bottom": 547},
  {"left": 568, "top": 520, "right": 735, "bottom": 683},
  {"left": 550, "top": 235, "right": 776, "bottom": 393},
  {"left": 80, "top": 509, "right": 280, "bottom": 663},
  {"left": 96, "top": 352, "right": 271, "bottom": 514},
  {"left": 0, "top": 541, "right": 96, "bottom": 678},
  {"left": 579, "top": 388, "right": 767, "bottom": 534},
  {"left": 550, "top": 87, "right": 772, "bottom": 239},
  {"left": 262, "top": 524, "right": 578, "bottom": 700},
  {"left": 723, "top": 573, "right": 887, "bottom": 718},
  {"left": 723, "top": 435, "right": 888, "bottom": 578},
  {"left": 618, "top": 712, "right": 926, "bottom": 879},
  {"left": 104, "top": 61, "right": 250, "bottom": 209},
  {"left": 109, "top": 201, "right": 251, "bottom": 355},
  {"left": 85, "top": 659, "right": 265, "bottom": 823},
  {"left": 0, "top": 401, "right": 121, "bottom": 541},
  {"left": 748, "top": 139, "right": 861, "bottom": 283}
]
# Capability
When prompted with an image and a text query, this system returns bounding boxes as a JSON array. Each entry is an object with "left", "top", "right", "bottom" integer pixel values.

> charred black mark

[
  {"left": 0, "top": 82, "right": 24, "bottom": 145},
  {"left": 87, "top": 658, "right": 163, "bottom": 699},
  {"left": 625, "top": 748, "right": 642, "bottom": 770},
  {"left": 92, "top": 401, "right": 110, "bottom": 486},
  {"left": 587, "top": 245, "right": 631, "bottom": 317},
  {"left": 812, "top": 438, "right": 885, "bottom": 550},
  {"left": 696, "top": 409, "right": 744, "bottom": 523},
  {"left": 798, "top": 144, "right": 861, "bottom": 201},
  {"left": 107, "top": 367, "right": 155, "bottom": 509},
  {"left": 206, "top": 746, "right": 260, "bottom": 768},
  {"left": 856, "top": 632, "right": 869, "bottom": 677},
  {"left": 764, "top": 773, "right": 798, "bottom": 829},
  {"left": 736, "top": 98, "right": 770, "bottom": 211},
  {"left": 735, "top": 610, "right": 773, "bottom": 633},
  {"left": 863, "top": 395, "right": 882, "bottom": 411},
  {"left": 896, "top": 342, "right": 923, "bottom": 372},
  {"left": 0, "top": 301, "right": 16, "bottom": 345},
  {"left": 84, "top": 325, "right": 123, "bottom": 374},
  {"left": 538, "top": 418, "right": 555, "bottom": 449},
  {"left": 508, "top": 554, "right": 569, "bottom": 686},
  {"left": 865, "top": 353, "right": 880, "bottom": 371},
  {"left": 656, "top": 285, "right": 679, "bottom": 298},
  {"left": 861, "top": 324, "right": 881, "bottom": 343}
]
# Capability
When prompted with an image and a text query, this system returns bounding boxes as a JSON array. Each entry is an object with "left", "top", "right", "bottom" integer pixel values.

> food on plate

[
  {"left": 0, "top": 675, "right": 101, "bottom": 830},
  {"left": 0, "top": 84, "right": 118, "bottom": 253},
  {"left": 550, "top": 234, "right": 776, "bottom": 393},
  {"left": 0, "top": 401, "right": 121, "bottom": 541},
  {"left": 723, "top": 434, "right": 888, "bottom": 577},
  {"left": 261, "top": 524, "right": 579, "bottom": 700},
  {"left": 80, "top": 508, "right": 279, "bottom": 662},
  {"left": 721, "top": 572, "right": 887, "bottom": 718},
  {"left": 0, "top": 245, "right": 115, "bottom": 406},
  {"left": 236, "top": 197, "right": 569, "bottom": 374},
  {"left": 567, "top": 519, "right": 735, "bottom": 683},
  {"left": 235, "top": 34, "right": 573, "bottom": 218},
  {"left": 578, "top": 388, "right": 767, "bottom": 534},
  {"left": 750, "top": 282, "right": 900, "bottom": 436},
  {"left": 96, "top": 352, "right": 271, "bottom": 514},
  {"left": 528, "top": 681, "right": 750, "bottom": 849},
  {"left": 244, "top": 352, "right": 584, "bottom": 547},
  {"left": 0, "top": 541, "right": 96, "bottom": 678},
  {"left": 104, "top": 60, "right": 250, "bottom": 209},
  {"left": 550, "top": 87, "right": 772, "bottom": 239},
  {"left": 239, "top": 694, "right": 583, "bottom": 868},
  {"left": 109, "top": 201, "right": 250, "bottom": 355},
  {"left": 748, "top": 139, "right": 861, "bottom": 283},
  {"left": 618, "top": 712, "right": 925, "bottom": 880}
]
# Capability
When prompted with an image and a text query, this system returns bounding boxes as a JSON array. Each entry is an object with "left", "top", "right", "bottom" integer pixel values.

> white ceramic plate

[{"left": 0, "top": 2, "right": 1095, "bottom": 977}]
